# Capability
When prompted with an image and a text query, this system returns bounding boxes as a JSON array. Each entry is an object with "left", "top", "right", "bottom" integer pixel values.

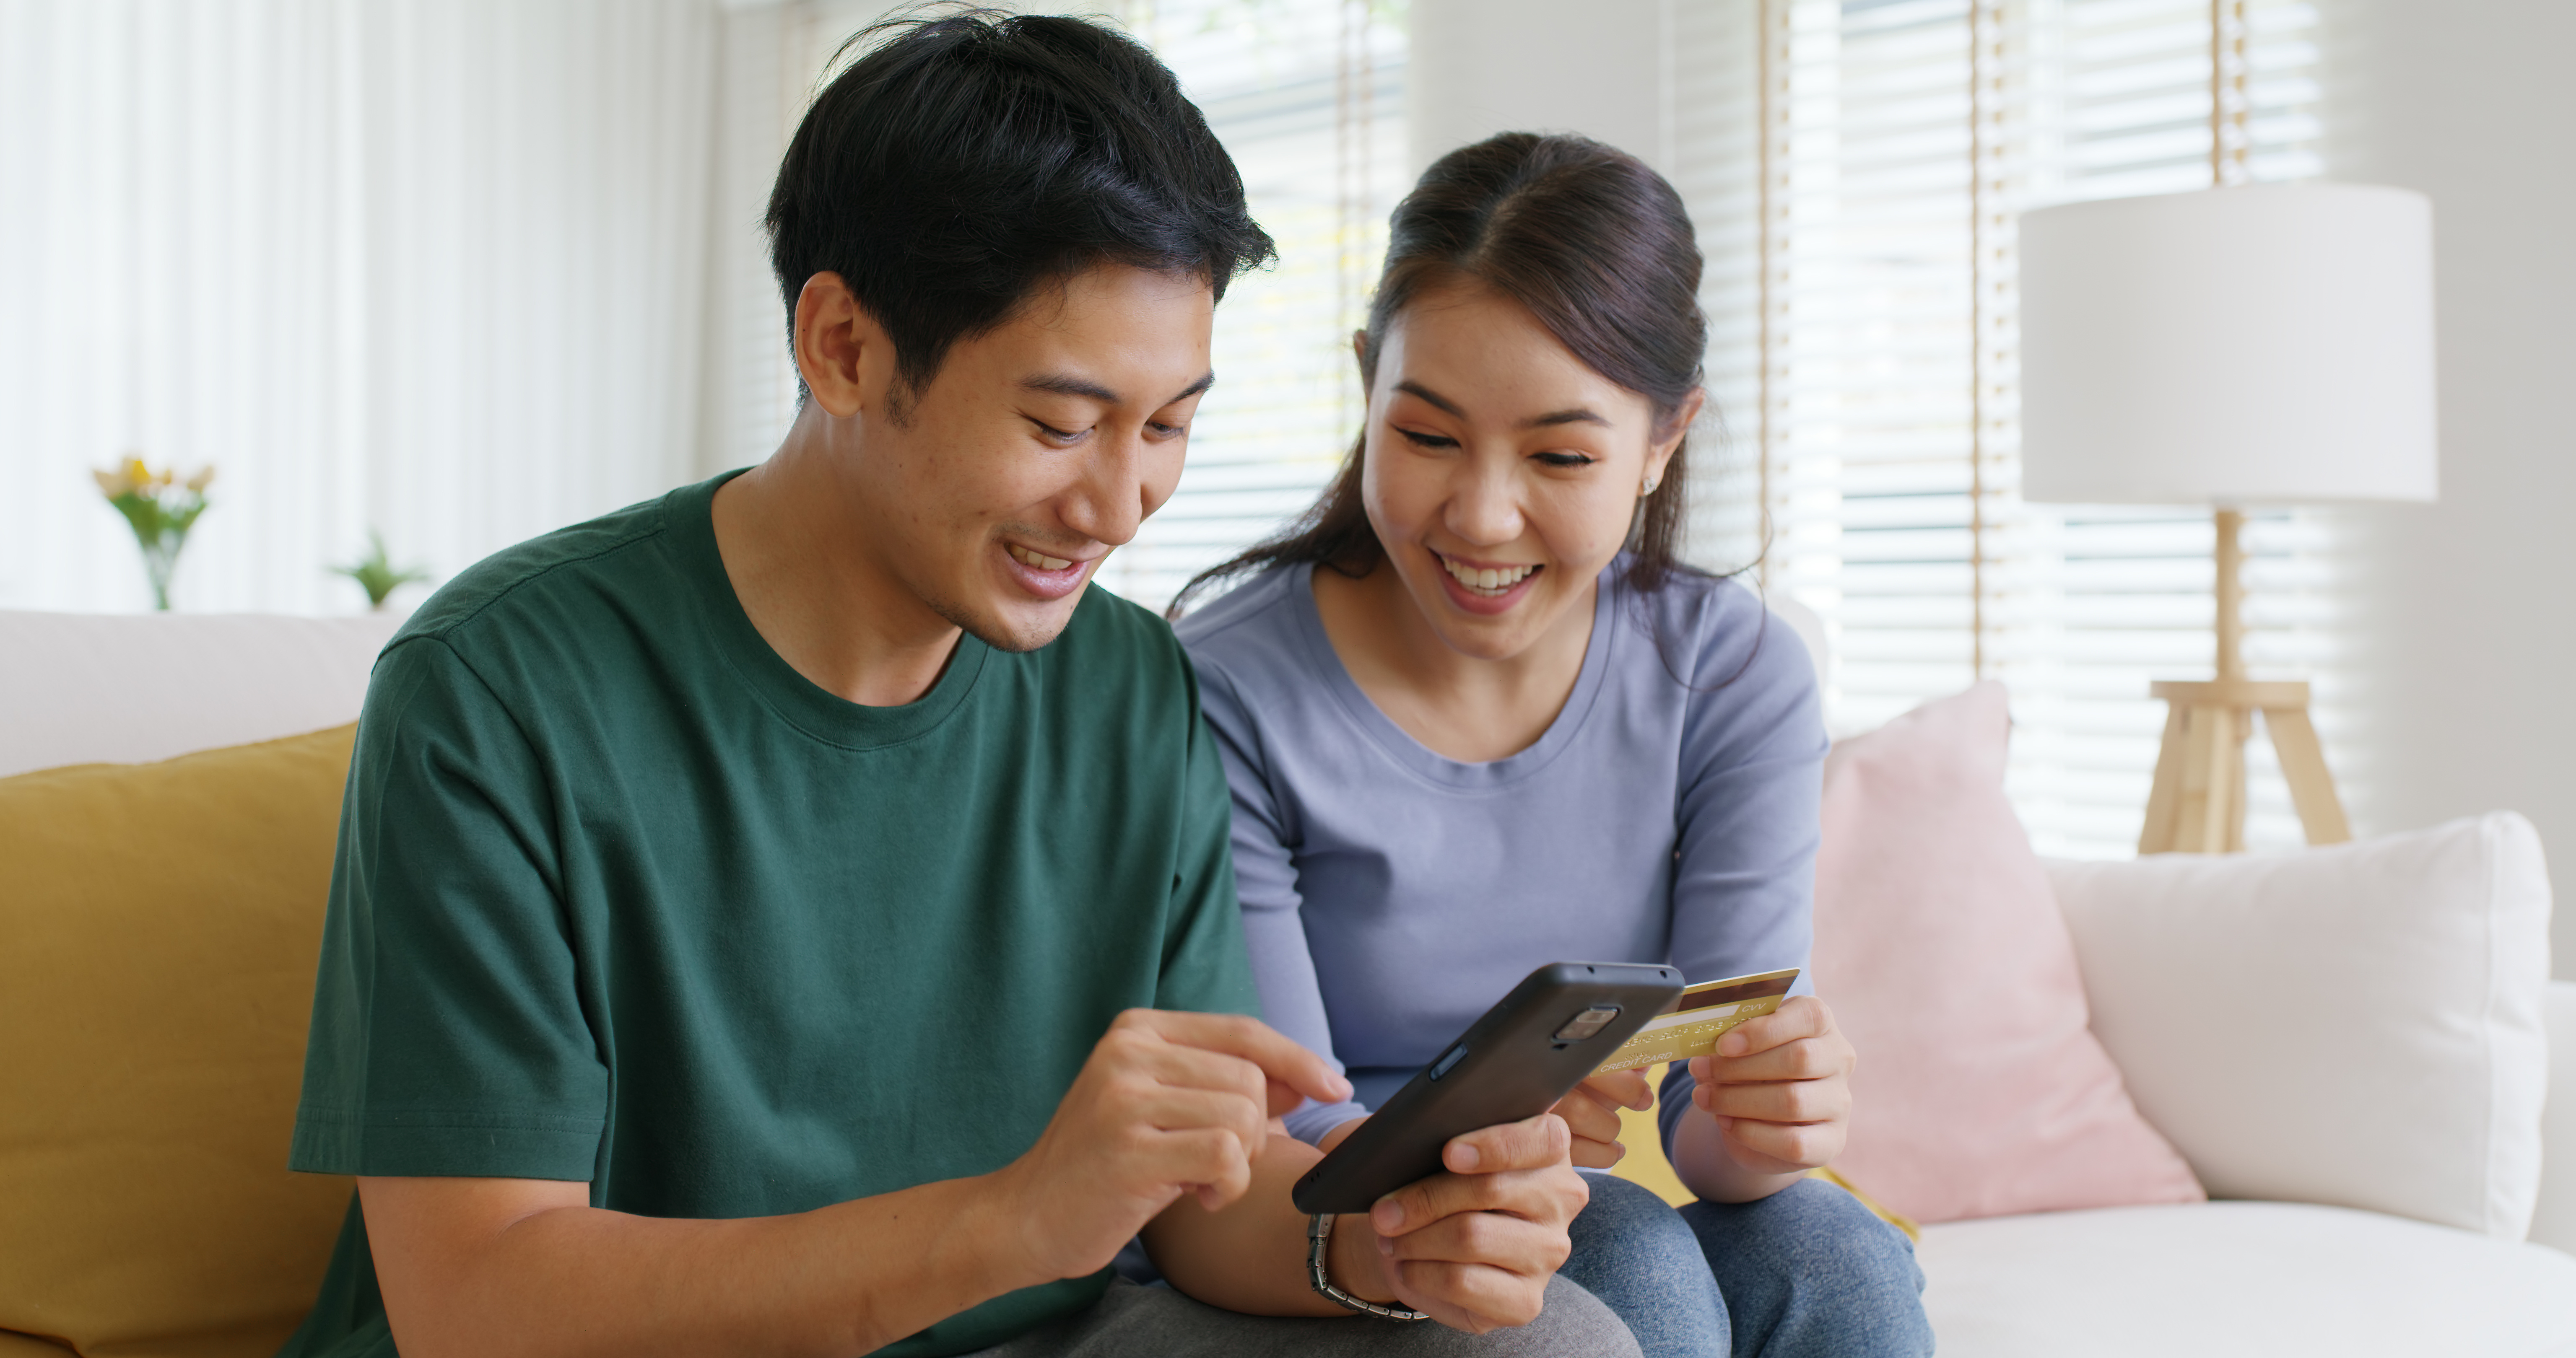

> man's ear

[{"left": 793, "top": 272, "right": 874, "bottom": 419}]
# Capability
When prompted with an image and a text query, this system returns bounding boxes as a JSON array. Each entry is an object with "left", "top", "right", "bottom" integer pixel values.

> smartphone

[{"left": 1290, "top": 961, "right": 1685, "bottom": 1215}]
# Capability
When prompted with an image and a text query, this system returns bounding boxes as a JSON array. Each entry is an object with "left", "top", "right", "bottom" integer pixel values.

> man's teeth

[
  {"left": 1438, "top": 555, "right": 1536, "bottom": 597},
  {"left": 1008, "top": 544, "right": 1075, "bottom": 571}
]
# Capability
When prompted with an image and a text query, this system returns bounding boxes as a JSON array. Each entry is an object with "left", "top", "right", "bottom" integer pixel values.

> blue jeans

[{"left": 1561, "top": 1173, "right": 1932, "bottom": 1358}]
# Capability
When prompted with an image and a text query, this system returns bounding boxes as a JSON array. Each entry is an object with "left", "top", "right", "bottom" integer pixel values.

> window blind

[
  {"left": 1679, "top": 0, "right": 2333, "bottom": 858},
  {"left": 1092, "top": 0, "right": 1406, "bottom": 612}
]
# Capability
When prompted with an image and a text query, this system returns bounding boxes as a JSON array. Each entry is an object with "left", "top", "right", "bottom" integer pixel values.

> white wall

[
  {"left": 2324, "top": 0, "right": 2576, "bottom": 977},
  {"left": 1407, "top": 0, "right": 1675, "bottom": 176}
]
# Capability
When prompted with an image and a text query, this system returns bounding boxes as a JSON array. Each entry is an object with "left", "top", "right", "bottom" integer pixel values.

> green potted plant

[{"left": 332, "top": 530, "right": 431, "bottom": 611}]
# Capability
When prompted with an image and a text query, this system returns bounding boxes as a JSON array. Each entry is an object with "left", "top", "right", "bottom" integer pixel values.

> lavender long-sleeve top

[{"left": 1175, "top": 558, "right": 1828, "bottom": 1148}]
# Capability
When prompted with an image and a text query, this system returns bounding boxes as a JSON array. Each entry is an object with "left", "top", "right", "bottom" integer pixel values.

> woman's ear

[{"left": 1644, "top": 387, "right": 1706, "bottom": 494}]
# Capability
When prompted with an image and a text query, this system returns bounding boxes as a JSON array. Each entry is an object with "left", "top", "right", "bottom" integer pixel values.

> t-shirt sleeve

[
  {"left": 1188, "top": 656, "right": 1368, "bottom": 1146},
  {"left": 1657, "top": 586, "right": 1830, "bottom": 1155},
  {"left": 1150, "top": 666, "right": 1267, "bottom": 1024},
  {"left": 289, "top": 635, "right": 608, "bottom": 1180}
]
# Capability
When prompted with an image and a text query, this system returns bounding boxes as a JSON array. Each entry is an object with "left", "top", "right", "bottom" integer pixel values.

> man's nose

[{"left": 1057, "top": 426, "right": 1160, "bottom": 550}]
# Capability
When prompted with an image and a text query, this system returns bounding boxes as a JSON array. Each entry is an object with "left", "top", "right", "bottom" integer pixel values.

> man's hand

[
  {"left": 1330, "top": 1113, "right": 1590, "bottom": 1333},
  {"left": 1548, "top": 1068, "right": 1654, "bottom": 1169},
  {"left": 992, "top": 1009, "right": 1349, "bottom": 1282},
  {"left": 1687, "top": 995, "right": 1854, "bottom": 1176}
]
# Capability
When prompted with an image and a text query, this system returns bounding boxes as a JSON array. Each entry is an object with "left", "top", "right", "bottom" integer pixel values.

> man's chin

[{"left": 929, "top": 589, "right": 1084, "bottom": 655}]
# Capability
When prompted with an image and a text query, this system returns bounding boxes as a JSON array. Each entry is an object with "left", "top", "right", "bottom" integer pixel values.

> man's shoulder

[{"left": 390, "top": 488, "right": 690, "bottom": 654}]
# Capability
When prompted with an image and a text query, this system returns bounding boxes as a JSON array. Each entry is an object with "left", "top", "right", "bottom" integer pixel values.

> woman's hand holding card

[{"left": 1688, "top": 994, "right": 1855, "bottom": 1176}]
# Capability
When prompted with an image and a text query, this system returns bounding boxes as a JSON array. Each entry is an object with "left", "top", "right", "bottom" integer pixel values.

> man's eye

[
  {"left": 1533, "top": 451, "right": 1598, "bottom": 468},
  {"left": 1398, "top": 428, "right": 1458, "bottom": 449},
  {"left": 1031, "top": 420, "right": 1088, "bottom": 443},
  {"left": 1147, "top": 420, "right": 1187, "bottom": 438}
]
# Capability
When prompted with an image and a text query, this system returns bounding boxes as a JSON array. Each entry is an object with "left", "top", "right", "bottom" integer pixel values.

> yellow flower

[
  {"left": 93, "top": 467, "right": 130, "bottom": 497},
  {"left": 184, "top": 465, "right": 216, "bottom": 493},
  {"left": 122, "top": 456, "right": 156, "bottom": 491}
]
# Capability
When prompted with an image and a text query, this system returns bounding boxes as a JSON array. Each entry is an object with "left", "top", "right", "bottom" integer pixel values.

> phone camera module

[{"left": 1551, "top": 1005, "right": 1621, "bottom": 1042}]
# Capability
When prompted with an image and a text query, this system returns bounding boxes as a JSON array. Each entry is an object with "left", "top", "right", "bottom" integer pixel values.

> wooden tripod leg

[
  {"left": 2138, "top": 700, "right": 2189, "bottom": 854},
  {"left": 2189, "top": 703, "right": 2240, "bottom": 853},
  {"left": 2264, "top": 705, "right": 2352, "bottom": 845}
]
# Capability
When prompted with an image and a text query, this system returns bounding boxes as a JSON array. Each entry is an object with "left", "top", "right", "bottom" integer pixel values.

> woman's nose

[{"left": 1445, "top": 463, "right": 1524, "bottom": 546}]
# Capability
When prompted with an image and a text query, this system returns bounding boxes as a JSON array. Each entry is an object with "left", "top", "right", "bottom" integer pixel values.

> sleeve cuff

[
  {"left": 1656, "top": 1063, "right": 1697, "bottom": 1159},
  {"left": 1283, "top": 1097, "right": 1372, "bottom": 1148}
]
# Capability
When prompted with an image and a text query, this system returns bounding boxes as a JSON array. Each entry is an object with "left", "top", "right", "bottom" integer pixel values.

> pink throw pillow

[{"left": 1812, "top": 680, "right": 2204, "bottom": 1223}]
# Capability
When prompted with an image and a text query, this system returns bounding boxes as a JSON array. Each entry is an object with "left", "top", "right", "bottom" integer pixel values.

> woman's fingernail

[{"left": 1449, "top": 1143, "right": 1480, "bottom": 1171}]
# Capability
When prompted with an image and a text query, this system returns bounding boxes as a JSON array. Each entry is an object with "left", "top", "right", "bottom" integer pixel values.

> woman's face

[{"left": 1358, "top": 282, "right": 1696, "bottom": 662}]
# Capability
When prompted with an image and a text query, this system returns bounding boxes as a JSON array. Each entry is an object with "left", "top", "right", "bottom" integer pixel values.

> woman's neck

[{"left": 1311, "top": 560, "right": 1599, "bottom": 764}]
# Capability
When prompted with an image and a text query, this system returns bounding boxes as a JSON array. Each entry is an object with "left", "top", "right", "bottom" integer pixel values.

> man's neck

[{"left": 710, "top": 418, "right": 964, "bottom": 708}]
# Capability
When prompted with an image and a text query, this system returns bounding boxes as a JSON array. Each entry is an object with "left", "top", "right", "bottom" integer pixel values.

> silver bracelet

[{"left": 1307, "top": 1211, "right": 1430, "bottom": 1322}]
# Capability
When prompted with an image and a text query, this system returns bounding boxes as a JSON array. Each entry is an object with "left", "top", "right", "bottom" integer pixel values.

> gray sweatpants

[{"left": 965, "top": 1277, "right": 1644, "bottom": 1358}]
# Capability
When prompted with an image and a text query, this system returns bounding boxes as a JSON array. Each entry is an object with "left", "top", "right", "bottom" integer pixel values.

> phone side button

[{"left": 1428, "top": 1043, "right": 1468, "bottom": 1081}]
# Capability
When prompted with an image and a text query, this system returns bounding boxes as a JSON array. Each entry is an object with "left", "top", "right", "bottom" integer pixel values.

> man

[{"left": 278, "top": 14, "right": 1636, "bottom": 1358}]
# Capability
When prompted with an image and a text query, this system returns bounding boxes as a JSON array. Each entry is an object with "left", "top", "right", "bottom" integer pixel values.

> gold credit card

[{"left": 1589, "top": 967, "right": 1800, "bottom": 1073}]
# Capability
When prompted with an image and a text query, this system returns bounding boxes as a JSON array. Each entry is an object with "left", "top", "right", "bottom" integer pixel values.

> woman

[{"left": 1171, "top": 134, "right": 1932, "bottom": 1356}]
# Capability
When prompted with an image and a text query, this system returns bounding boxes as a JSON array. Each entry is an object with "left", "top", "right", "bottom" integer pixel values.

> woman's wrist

[{"left": 1324, "top": 1212, "right": 1405, "bottom": 1304}]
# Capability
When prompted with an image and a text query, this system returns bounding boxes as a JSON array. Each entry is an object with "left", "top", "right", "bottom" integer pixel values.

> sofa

[{"left": 4, "top": 607, "right": 2573, "bottom": 1357}]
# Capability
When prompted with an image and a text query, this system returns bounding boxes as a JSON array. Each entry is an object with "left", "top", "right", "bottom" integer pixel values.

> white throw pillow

[{"left": 2044, "top": 814, "right": 2553, "bottom": 1239}]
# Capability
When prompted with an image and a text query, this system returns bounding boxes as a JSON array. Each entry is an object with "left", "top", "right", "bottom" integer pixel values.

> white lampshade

[{"left": 2019, "top": 183, "right": 2437, "bottom": 505}]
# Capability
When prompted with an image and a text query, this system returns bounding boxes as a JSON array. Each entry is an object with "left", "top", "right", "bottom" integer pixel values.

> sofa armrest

[
  {"left": 2045, "top": 814, "right": 2553, "bottom": 1239},
  {"left": 2533, "top": 980, "right": 2576, "bottom": 1254}
]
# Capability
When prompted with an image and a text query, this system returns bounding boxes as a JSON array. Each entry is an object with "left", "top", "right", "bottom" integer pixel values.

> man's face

[{"left": 828, "top": 265, "right": 1215, "bottom": 652}]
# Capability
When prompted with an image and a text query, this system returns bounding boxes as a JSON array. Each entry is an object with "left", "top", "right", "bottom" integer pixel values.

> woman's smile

[{"left": 1431, "top": 548, "right": 1543, "bottom": 599}]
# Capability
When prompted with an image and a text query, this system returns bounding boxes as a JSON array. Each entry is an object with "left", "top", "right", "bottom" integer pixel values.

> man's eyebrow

[
  {"left": 1020, "top": 373, "right": 1122, "bottom": 404},
  {"left": 1018, "top": 371, "right": 1218, "bottom": 407}
]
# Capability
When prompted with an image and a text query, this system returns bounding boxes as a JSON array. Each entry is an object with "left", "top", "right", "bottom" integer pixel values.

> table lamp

[{"left": 2018, "top": 182, "right": 2436, "bottom": 854}]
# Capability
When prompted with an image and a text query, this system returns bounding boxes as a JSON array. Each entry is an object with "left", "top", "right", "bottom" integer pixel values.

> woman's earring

[{"left": 1641, "top": 476, "right": 1660, "bottom": 497}]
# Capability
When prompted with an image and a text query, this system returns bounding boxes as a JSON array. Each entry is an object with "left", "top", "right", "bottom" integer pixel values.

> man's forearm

[
  {"left": 1138, "top": 1133, "right": 1390, "bottom": 1317},
  {"left": 1667, "top": 1105, "right": 1805, "bottom": 1205},
  {"left": 361, "top": 1171, "right": 1049, "bottom": 1358}
]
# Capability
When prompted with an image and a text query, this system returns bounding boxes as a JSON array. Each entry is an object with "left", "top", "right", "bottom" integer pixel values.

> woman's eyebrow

[
  {"left": 1520, "top": 407, "right": 1610, "bottom": 429},
  {"left": 1394, "top": 379, "right": 1608, "bottom": 430},
  {"left": 1393, "top": 379, "right": 1465, "bottom": 416}
]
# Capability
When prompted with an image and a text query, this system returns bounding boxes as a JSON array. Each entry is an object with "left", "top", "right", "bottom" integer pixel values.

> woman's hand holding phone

[
  {"left": 1688, "top": 994, "right": 1855, "bottom": 1176},
  {"left": 1548, "top": 1068, "right": 1656, "bottom": 1168},
  {"left": 1312, "top": 1113, "right": 1590, "bottom": 1333}
]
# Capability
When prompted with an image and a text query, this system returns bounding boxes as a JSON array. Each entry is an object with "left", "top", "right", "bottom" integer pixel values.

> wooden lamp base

[
  {"left": 2137, "top": 679, "right": 2351, "bottom": 854},
  {"left": 2136, "top": 508, "right": 2352, "bottom": 855}
]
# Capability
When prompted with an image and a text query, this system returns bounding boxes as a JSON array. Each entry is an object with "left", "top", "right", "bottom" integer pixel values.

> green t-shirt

[{"left": 279, "top": 473, "right": 1259, "bottom": 1358}]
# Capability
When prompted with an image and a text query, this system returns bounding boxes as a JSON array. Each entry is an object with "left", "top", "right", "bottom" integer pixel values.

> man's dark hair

[{"left": 765, "top": 9, "right": 1275, "bottom": 405}]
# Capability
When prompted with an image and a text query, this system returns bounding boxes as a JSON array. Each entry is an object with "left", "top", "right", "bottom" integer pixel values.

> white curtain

[{"left": 0, "top": 0, "right": 717, "bottom": 615}]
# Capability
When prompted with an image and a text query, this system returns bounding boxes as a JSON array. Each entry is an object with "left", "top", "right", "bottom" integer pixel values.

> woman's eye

[
  {"left": 1532, "top": 451, "right": 1599, "bottom": 468},
  {"left": 1397, "top": 428, "right": 1458, "bottom": 449}
]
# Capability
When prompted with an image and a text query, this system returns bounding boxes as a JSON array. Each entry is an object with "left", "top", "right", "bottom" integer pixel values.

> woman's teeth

[
  {"left": 1008, "top": 544, "right": 1075, "bottom": 571},
  {"left": 1438, "top": 554, "right": 1537, "bottom": 598}
]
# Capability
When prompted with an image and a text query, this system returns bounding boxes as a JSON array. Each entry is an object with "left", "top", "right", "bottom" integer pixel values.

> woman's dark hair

[
  {"left": 766, "top": 9, "right": 1275, "bottom": 406},
  {"left": 1169, "top": 132, "right": 1711, "bottom": 617}
]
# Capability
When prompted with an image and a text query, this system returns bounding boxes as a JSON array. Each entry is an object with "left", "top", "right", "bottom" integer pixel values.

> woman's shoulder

[
  {"left": 1611, "top": 557, "right": 1818, "bottom": 699},
  {"left": 1169, "top": 565, "right": 1322, "bottom": 713},
  {"left": 1171, "top": 563, "right": 1304, "bottom": 656}
]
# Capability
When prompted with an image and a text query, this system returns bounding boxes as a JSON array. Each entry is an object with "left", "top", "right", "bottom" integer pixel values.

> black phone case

[{"left": 1291, "top": 961, "right": 1686, "bottom": 1215}]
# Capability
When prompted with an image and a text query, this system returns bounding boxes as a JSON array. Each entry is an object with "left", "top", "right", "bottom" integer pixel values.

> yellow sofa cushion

[{"left": 0, "top": 727, "right": 357, "bottom": 1358}]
